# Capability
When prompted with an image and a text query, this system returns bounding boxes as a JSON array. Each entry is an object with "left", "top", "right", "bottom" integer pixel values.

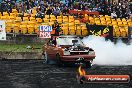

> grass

[{"left": 0, "top": 44, "right": 44, "bottom": 52}]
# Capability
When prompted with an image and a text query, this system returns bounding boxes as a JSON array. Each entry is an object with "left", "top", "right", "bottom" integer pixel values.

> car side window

[
  {"left": 47, "top": 40, "right": 56, "bottom": 46},
  {"left": 52, "top": 40, "right": 57, "bottom": 45},
  {"left": 47, "top": 40, "right": 52, "bottom": 46}
]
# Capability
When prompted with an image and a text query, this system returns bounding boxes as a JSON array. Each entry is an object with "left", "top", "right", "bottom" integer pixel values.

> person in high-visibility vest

[
  {"left": 55, "top": 22, "right": 61, "bottom": 36},
  {"left": 50, "top": 26, "right": 55, "bottom": 36},
  {"left": 50, "top": 21, "right": 57, "bottom": 36},
  {"left": 51, "top": 20, "right": 61, "bottom": 36}
]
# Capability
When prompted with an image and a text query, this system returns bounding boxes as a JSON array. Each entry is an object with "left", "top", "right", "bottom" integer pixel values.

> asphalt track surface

[{"left": 0, "top": 60, "right": 132, "bottom": 88}]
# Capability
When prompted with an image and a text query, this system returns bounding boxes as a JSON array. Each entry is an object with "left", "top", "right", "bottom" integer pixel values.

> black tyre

[
  {"left": 56, "top": 54, "right": 63, "bottom": 67},
  {"left": 42, "top": 51, "right": 49, "bottom": 64},
  {"left": 85, "top": 61, "right": 92, "bottom": 68}
]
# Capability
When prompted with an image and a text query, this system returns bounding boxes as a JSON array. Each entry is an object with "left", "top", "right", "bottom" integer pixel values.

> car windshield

[{"left": 56, "top": 37, "right": 84, "bottom": 46}]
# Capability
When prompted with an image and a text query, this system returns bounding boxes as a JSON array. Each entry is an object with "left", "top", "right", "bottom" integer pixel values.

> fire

[{"left": 78, "top": 65, "right": 86, "bottom": 76}]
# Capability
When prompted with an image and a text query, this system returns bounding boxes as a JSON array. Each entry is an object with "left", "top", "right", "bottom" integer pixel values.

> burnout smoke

[{"left": 83, "top": 36, "right": 132, "bottom": 65}]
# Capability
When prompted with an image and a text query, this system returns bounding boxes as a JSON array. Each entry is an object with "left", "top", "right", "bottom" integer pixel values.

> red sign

[{"left": 78, "top": 75, "right": 130, "bottom": 83}]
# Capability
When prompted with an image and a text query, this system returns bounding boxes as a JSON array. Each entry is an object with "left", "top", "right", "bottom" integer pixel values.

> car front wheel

[
  {"left": 42, "top": 51, "right": 49, "bottom": 63},
  {"left": 85, "top": 61, "right": 92, "bottom": 68},
  {"left": 56, "top": 54, "right": 63, "bottom": 66}
]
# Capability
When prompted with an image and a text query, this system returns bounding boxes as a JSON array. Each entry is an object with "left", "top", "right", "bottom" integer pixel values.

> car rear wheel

[{"left": 42, "top": 51, "right": 49, "bottom": 63}]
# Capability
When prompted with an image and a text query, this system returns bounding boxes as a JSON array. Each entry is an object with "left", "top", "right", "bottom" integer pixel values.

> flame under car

[{"left": 42, "top": 35, "right": 96, "bottom": 67}]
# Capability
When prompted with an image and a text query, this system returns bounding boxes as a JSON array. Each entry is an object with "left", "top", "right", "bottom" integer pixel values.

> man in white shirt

[{"left": 111, "top": 11, "right": 117, "bottom": 19}]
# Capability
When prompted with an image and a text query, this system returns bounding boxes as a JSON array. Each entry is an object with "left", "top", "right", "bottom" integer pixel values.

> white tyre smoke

[{"left": 83, "top": 36, "right": 132, "bottom": 65}]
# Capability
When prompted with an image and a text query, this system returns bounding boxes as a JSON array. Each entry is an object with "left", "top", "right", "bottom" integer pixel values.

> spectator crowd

[{"left": 0, "top": 0, "right": 132, "bottom": 19}]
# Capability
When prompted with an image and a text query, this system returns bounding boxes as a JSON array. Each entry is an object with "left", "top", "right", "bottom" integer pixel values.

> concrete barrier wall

[
  {"left": 0, "top": 34, "right": 48, "bottom": 44},
  {"left": 0, "top": 51, "right": 43, "bottom": 59}
]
